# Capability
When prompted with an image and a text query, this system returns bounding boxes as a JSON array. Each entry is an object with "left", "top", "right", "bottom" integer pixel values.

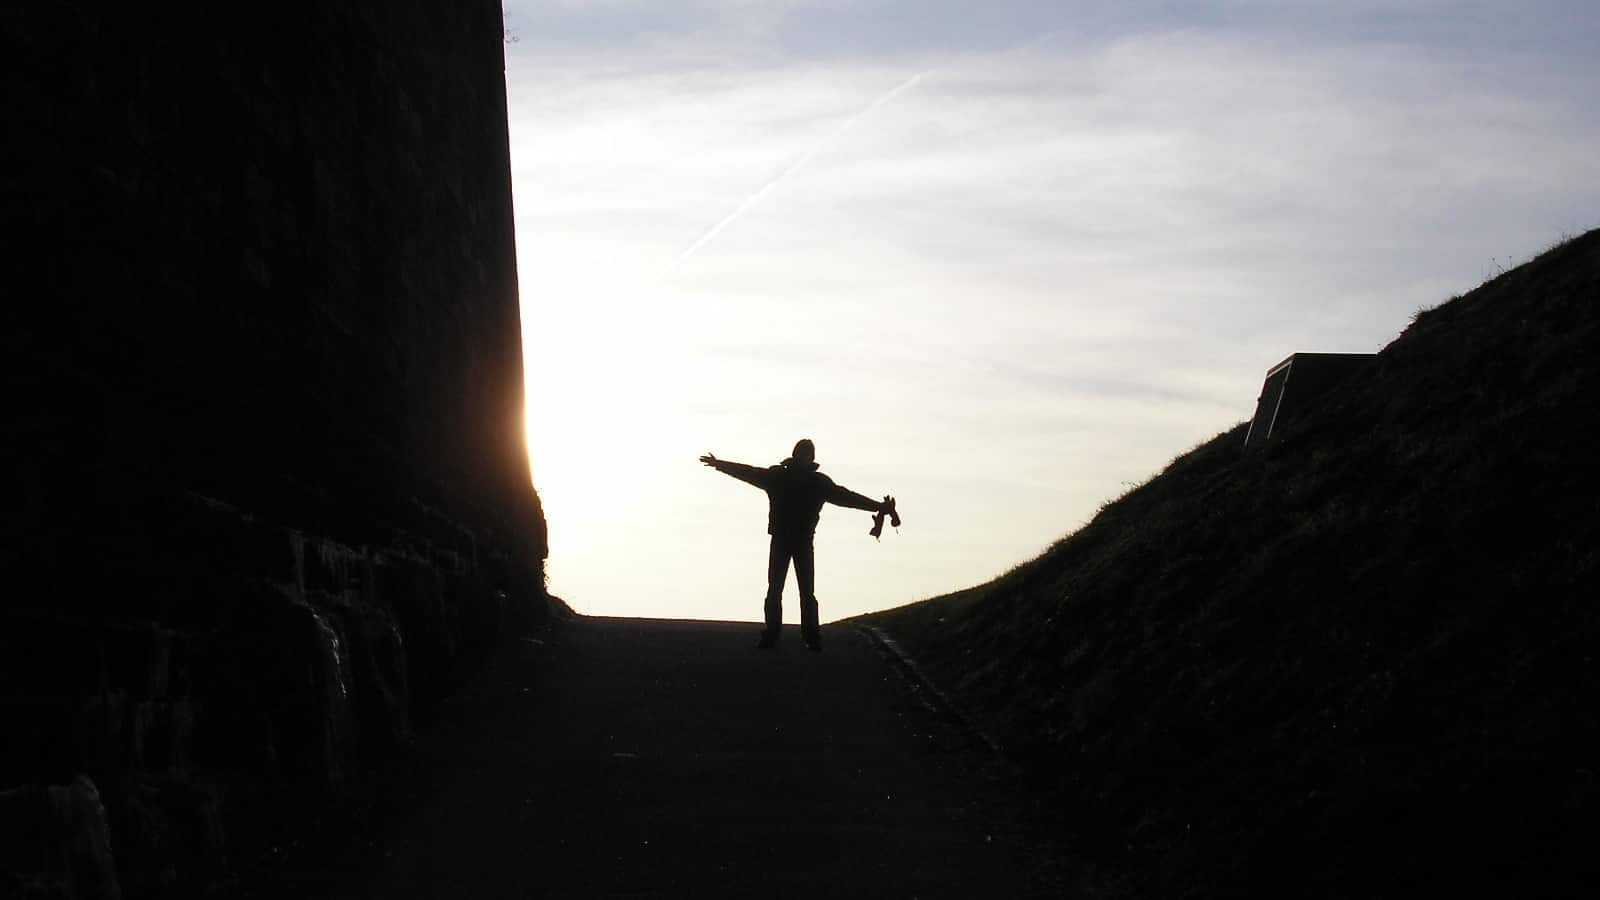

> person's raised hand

[
  {"left": 699, "top": 452, "right": 718, "bottom": 466},
  {"left": 882, "top": 495, "right": 901, "bottom": 527}
]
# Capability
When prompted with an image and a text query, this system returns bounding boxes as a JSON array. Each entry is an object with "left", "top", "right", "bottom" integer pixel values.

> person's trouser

[{"left": 764, "top": 534, "right": 817, "bottom": 639}]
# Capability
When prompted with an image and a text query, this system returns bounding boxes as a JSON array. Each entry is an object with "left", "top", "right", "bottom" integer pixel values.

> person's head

[{"left": 791, "top": 438, "right": 815, "bottom": 464}]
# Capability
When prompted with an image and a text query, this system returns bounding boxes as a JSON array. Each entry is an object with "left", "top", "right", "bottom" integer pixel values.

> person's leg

[
  {"left": 795, "top": 538, "right": 820, "bottom": 648},
  {"left": 762, "top": 536, "right": 790, "bottom": 644}
]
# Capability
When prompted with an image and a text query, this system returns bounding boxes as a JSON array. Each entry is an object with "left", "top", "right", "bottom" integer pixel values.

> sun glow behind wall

[{"left": 505, "top": 2, "right": 1600, "bottom": 622}]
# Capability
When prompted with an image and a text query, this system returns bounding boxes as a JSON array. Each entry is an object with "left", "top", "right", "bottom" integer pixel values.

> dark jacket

[{"left": 707, "top": 458, "right": 881, "bottom": 539}]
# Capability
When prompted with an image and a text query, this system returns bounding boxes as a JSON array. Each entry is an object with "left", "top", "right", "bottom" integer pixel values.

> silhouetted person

[{"left": 701, "top": 439, "right": 895, "bottom": 651}]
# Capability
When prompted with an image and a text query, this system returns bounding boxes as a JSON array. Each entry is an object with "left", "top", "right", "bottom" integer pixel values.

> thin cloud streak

[{"left": 664, "top": 70, "right": 928, "bottom": 275}]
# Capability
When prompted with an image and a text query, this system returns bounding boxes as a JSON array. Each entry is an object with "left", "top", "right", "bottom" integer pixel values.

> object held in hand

[{"left": 869, "top": 495, "right": 900, "bottom": 540}]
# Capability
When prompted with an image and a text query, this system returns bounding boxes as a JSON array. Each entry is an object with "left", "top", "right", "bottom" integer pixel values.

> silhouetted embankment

[{"left": 865, "top": 229, "right": 1600, "bottom": 898}]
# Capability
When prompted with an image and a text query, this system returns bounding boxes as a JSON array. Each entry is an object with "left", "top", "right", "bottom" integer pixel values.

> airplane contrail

[{"left": 664, "top": 71, "right": 929, "bottom": 276}]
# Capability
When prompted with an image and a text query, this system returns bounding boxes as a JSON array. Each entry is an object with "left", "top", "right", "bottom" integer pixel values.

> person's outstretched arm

[
  {"left": 700, "top": 453, "right": 773, "bottom": 489},
  {"left": 824, "top": 480, "right": 888, "bottom": 512}
]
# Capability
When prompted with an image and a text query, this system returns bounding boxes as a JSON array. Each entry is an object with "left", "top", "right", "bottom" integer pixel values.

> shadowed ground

[{"left": 240, "top": 617, "right": 1026, "bottom": 899}]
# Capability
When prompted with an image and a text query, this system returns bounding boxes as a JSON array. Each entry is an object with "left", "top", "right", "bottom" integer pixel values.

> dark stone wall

[{"left": 3, "top": 3, "right": 548, "bottom": 895}]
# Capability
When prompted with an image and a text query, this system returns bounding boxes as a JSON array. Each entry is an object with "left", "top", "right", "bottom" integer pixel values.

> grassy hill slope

[{"left": 864, "top": 229, "right": 1600, "bottom": 897}]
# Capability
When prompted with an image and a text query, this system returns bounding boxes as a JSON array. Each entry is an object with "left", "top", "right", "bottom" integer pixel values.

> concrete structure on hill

[
  {"left": 1244, "top": 353, "right": 1377, "bottom": 450},
  {"left": 2, "top": 3, "right": 548, "bottom": 896}
]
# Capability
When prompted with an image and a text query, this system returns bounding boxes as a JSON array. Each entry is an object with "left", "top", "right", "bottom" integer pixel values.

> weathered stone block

[{"left": 0, "top": 776, "right": 121, "bottom": 900}]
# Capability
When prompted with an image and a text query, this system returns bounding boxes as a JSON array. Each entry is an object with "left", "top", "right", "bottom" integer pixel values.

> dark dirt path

[{"left": 242, "top": 617, "right": 1028, "bottom": 899}]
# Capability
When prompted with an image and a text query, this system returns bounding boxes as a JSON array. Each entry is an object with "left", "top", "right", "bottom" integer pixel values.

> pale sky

[{"left": 503, "top": 0, "right": 1600, "bottom": 623}]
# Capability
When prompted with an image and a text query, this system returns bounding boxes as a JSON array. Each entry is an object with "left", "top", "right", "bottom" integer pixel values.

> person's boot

[
  {"left": 802, "top": 629, "right": 822, "bottom": 652},
  {"left": 756, "top": 630, "right": 778, "bottom": 649}
]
